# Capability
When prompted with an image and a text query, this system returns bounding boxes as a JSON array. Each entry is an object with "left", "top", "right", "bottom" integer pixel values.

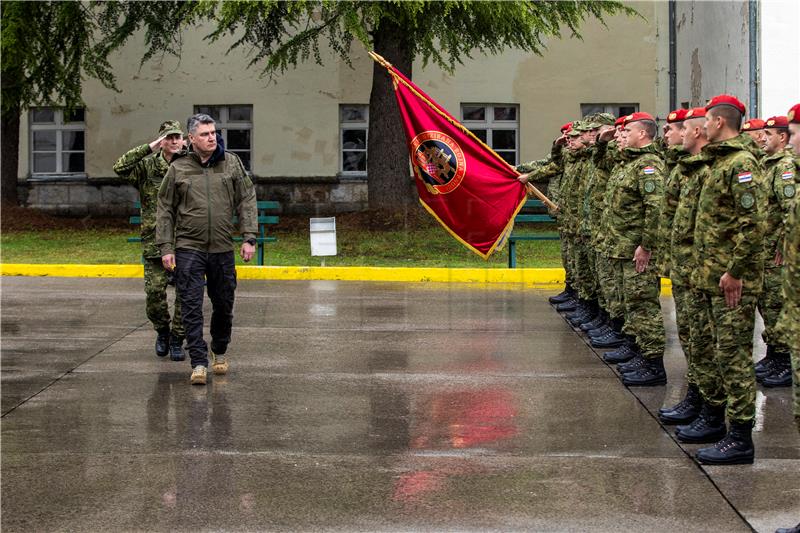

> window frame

[
  {"left": 193, "top": 105, "right": 253, "bottom": 171},
  {"left": 460, "top": 103, "right": 520, "bottom": 166},
  {"left": 579, "top": 103, "right": 640, "bottom": 119},
  {"left": 339, "top": 104, "right": 369, "bottom": 177},
  {"left": 29, "top": 107, "right": 86, "bottom": 177}
]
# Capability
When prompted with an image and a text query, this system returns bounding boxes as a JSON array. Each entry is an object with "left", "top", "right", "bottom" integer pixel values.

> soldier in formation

[{"left": 521, "top": 97, "right": 799, "bottom": 468}]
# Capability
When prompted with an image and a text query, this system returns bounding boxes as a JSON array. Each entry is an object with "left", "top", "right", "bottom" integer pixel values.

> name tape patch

[{"left": 737, "top": 172, "right": 753, "bottom": 183}]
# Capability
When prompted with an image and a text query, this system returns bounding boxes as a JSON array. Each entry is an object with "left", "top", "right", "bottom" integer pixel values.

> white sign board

[{"left": 310, "top": 217, "right": 337, "bottom": 257}]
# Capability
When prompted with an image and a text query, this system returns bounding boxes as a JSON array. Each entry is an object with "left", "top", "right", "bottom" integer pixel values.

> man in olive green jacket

[{"left": 157, "top": 113, "right": 258, "bottom": 386}]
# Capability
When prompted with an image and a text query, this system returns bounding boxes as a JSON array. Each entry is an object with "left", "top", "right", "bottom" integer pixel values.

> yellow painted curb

[{"left": 0, "top": 263, "right": 673, "bottom": 294}]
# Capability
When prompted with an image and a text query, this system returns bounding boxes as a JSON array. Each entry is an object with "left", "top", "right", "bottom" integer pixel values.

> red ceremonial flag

[{"left": 370, "top": 52, "right": 551, "bottom": 259}]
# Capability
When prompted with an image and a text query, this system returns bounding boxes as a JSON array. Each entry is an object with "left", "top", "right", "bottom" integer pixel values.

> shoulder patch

[
  {"left": 644, "top": 180, "right": 656, "bottom": 193},
  {"left": 643, "top": 166, "right": 656, "bottom": 175},
  {"left": 784, "top": 184, "right": 796, "bottom": 198},
  {"left": 740, "top": 192, "right": 755, "bottom": 208},
  {"left": 737, "top": 172, "right": 753, "bottom": 183},
  {"left": 781, "top": 171, "right": 795, "bottom": 181}
]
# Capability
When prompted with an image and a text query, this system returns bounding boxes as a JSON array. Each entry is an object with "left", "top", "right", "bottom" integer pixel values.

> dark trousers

[{"left": 175, "top": 249, "right": 237, "bottom": 368}]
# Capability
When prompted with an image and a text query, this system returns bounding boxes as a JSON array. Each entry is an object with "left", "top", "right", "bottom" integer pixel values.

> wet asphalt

[{"left": 1, "top": 276, "right": 798, "bottom": 532}]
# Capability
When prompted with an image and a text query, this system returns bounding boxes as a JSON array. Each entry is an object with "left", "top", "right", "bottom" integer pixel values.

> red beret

[
  {"left": 666, "top": 109, "right": 688, "bottom": 123},
  {"left": 788, "top": 104, "right": 800, "bottom": 124},
  {"left": 684, "top": 107, "right": 707, "bottom": 119},
  {"left": 561, "top": 122, "right": 573, "bottom": 133},
  {"left": 623, "top": 111, "right": 656, "bottom": 126},
  {"left": 741, "top": 118, "right": 765, "bottom": 131},
  {"left": 765, "top": 116, "right": 789, "bottom": 129},
  {"left": 706, "top": 94, "right": 746, "bottom": 114},
  {"left": 614, "top": 116, "right": 625, "bottom": 127}
]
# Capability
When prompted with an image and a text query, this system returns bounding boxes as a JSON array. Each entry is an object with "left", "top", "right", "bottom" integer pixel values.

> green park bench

[
  {"left": 507, "top": 199, "right": 559, "bottom": 268},
  {"left": 128, "top": 200, "right": 280, "bottom": 266}
]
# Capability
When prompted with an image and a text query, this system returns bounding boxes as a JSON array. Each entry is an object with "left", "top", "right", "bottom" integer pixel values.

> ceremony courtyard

[{"left": 1, "top": 276, "right": 798, "bottom": 532}]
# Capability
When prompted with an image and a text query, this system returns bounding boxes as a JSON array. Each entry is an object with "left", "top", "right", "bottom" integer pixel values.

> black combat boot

[
  {"left": 762, "top": 353, "right": 793, "bottom": 387},
  {"left": 616, "top": 350, "right": 645, "bottom": 371},
  {"left": 695, "top": 420, "right": 754, "bottom": 465},
  {"left": 580, "top": 309, "right": 607, "bottom": 332},
  {"left": 169, "top": 336, "right": 186, "bottom": 361},
  {"left": 565, "top": 299, "right": 589, "bottom": 320},
  {"left": 549, "top": 285, "right": 575, "bottom": 305},
  {"left": 555, "top": 298, "right": 578, "bottom": 313},
  {"left": 622, "top": 356, "right": 667, "bottom": 386},
  {"left": 588, "top": 321, "right": 614, "bottom": 338},
  {"left": 675, "top": 402, "right": 726, "bottom": 443},
  {"left": 570, "top": 299, "right": 599, "bottom": 327},
  {"left": 754, "top": 345, "right": 775, "bottom": 379},
  {"left": 590, "top": 317, "right": 627, "bottom": 348},
  {"left": 659, "top": 384, "right": 702, "bottom": 424},
  {"left": 604, "top": 342, "right": 639, "bottom": 364},
  {"left": 155, "top": 329, "right": 170, "bottom": 357}
]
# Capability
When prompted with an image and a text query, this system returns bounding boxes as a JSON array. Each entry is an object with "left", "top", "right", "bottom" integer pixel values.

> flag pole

[{"left": 368, "top": 50, "right": 557, "bottom": 212}]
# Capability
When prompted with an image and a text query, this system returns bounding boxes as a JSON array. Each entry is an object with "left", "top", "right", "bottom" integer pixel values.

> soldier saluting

[{"left": 110, "top": 121, "right": 186, "bottom": 361}]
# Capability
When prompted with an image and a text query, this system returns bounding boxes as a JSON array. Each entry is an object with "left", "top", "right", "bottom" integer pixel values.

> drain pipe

[
  {"left": 748, "top": 0, "right": 759, "bottom": 117},
  {"left": 668, "top": 0, "right": 677, "bottom": 111}
]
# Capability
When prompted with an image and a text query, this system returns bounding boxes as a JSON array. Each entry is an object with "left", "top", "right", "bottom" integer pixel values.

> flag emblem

[
  {"left": 781, "top": 171, "right": 794, "bottom": 180},
  {"left": 410, "top": 131, "right": 467, "bottom": 195},
  {"left": 738, "top": 172, "right": 753, "bottom": 183},
  {"left": 643, "top": 166, "right": 655, "bottom": 175}
]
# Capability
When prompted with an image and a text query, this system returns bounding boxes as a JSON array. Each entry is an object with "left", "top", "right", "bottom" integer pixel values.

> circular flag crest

[{"left": 410, "top": 131, "right": 467, "bottom": 195}]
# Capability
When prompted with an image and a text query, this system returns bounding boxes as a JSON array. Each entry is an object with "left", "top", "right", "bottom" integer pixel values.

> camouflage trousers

[
  {"left": 758, "top": 266, "right": 789, "bottom": 352},
  {"left": 613, "top": 259, "right": 665, "bottom": 359},
  {"left": 560, "top": 230, "right": 574, "bottom": 287},
  {"left": 671, "top": 282, "right": 697, "bottom": 386},
  {"left": 144, "top": 258, "right": 184, "bottom": 338},
  {"left": 793, "top": 350, "right": 800, "bottom": 433},
  {"left": 596, "top": 251, "right": 623, "bottom": 319},
  {"left": 690, "top": 291, "right": 757, "bottom": 424},
  {"left": 573, "top": 239, "right": 598, "bottom": 301}
]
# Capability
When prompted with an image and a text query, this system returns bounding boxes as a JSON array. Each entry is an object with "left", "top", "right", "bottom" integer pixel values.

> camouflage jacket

[
  {"left": 586, "top": 142, "right": 613, "bottom": 248},
  {"left": 668, "top": 153, "right": 712, "bottom": 286},
  {"left": 691, "top": 134, "right": 767, "bottom": 293},
  {"left": 602, "top": 143, "right": 664, "bottom": 260},
  {"left": 557, "top": 149, "right": 582, "bottom": 236},
  {"left": 658, "top": 147, "right": 691, "bottom": 276},
  {"left": 762, "top": 147, "right": 798, "bottom": 267},
  {"left": 156, "top": 148, "right": 258, "bottom": 255},
  {"left": 111, "top": 144, "right": 172, "bottom": 258},
  {"left": 776, "top": 158, "right": 800, "bottom": 348}
]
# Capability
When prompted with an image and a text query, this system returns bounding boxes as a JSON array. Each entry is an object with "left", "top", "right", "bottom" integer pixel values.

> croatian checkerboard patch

[
  {"left": 643, "top": 166, "right": 655, "bottom": 175},
  {"left": 782, "top": 171, "right": 795, "bottom": 181},
  {"left": 737, "top": 172, "right": 753, "bottom": 183}
]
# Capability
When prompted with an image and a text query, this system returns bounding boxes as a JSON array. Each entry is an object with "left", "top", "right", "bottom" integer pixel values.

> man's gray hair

[{"left": 187, "top": 113, "right": 215, "bottom": 135}]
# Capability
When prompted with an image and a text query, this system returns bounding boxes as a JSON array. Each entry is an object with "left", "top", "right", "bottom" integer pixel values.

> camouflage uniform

[
  {"left": 575, "top": 146, "right": 598, "bottom": 301},
  {"left": 113, "top": 142, "right": 184, "bottom": 339},
  {"left": 596, "top": 141, "right": 626, "bottom": 321},
  {"left": 758, "top": 147, "right": 797, "bottom": 352},
  {"left": 669, "top": 153, "right": 713, "bottom": 387},
  {"left": 690, "top": 135, "right": 767, "bottom": 424},
  {"left": 659, "top": 146, "right": 689, "bottom": 277},
  {"left": 775, "top": 157, "right": 800, "bottom": 432},
  {"left": 603, "top": 143, "right": 665, "bottom": 358},
  {"left": 558, "top": 148, "right": 583, "bottom": 291}
]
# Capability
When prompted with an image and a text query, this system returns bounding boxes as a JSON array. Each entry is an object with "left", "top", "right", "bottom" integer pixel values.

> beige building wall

[{"left": 17, "top": 2, "right": 665, "bottom": 212}]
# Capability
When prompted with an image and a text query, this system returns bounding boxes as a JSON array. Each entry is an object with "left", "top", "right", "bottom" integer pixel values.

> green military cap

[
  {"left": 158, "top": 120, "right": 183, "bottom": 136},
  {"left": 567, "top": 127, "right": 582, "bottom": 136},
  {"left": 591, "top": 112, "right": 616, "bottom": 126},
  {"left": 572, "top": 120, "right": 595, "bottom": 132}
]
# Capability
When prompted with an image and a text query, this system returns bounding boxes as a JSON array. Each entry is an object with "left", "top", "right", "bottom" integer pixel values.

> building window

[
  {"left": 29, "top": 107, "right": 86, "bottom": 175},
  {"left": 461, "top": 104, "right": 519, "bottom": 165},
  {"left": 340, "top": 104, "right": 368, "bottom": 175},
  {"left": 194, "top": 105, "right": 253, "bottom": 170},
  {"left": 580, "top": 103, "right": 639, "bottom": 118}
]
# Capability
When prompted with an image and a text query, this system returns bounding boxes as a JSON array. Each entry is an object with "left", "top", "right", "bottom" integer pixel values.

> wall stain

[{"left": 690, "top": 48, "right": 702, "bottom": 107}]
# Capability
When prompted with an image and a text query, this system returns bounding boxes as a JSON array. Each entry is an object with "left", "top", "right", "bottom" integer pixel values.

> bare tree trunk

[
  {"left": 367, "top": 19, "right": 414, "bottom": 210},
  {"left": 1, "top": 107, "right": 20, "bottom": 206}
]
